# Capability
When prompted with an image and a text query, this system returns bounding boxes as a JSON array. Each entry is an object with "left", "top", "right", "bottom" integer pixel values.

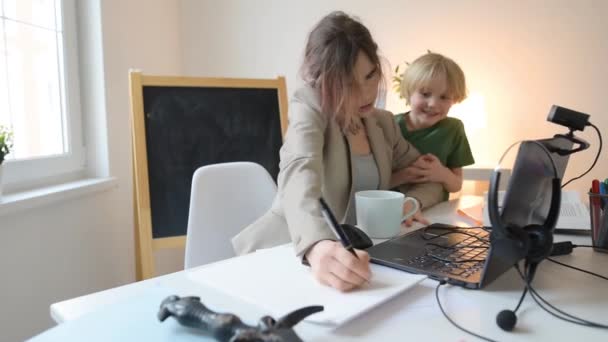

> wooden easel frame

[{"left": 128, "top": 71, "right": 289, "bottom": 280}]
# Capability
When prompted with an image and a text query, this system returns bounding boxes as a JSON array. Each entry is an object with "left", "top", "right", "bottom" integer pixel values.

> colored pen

[
  {"left": 598, "top": 182, "right": 608, "bottom": 248},
  {"left": 604, "top": 178, "right": 608, "bottom": 204},
  {"left": 592, "top": 179, "right": 600, "bottom": 193},
  {"left": 590, "top": 180, "right": 601, "bottom": 242},
  {"left": 592, "top": 179, "right": 601, "bottom": 208},
  {"left": 600, "top": 182, "right": 607, "bottom": 207},
  {"left": 319, "top": 197, "right": 358, "bottom": 258},
  {"left": 591, "top": 179, "right": 600, "bottom": 199}
]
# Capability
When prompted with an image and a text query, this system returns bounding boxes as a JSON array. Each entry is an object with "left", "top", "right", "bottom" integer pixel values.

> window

[{"left": 0, "top": 0, "right": 84, "bottom": 191}]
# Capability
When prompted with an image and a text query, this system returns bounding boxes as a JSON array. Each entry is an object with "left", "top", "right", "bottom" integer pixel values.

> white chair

[{"left": 184, "top": 162, "right": 277, "bottom": 269}]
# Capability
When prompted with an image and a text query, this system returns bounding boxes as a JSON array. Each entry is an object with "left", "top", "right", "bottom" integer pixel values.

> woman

[{"left": 232, "top": 11, "right": 443, "bottom": 291}]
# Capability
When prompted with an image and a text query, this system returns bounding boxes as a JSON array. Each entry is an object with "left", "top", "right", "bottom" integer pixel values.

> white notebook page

[{"left": 187, "top": 244, "right": 426, "bottom": 327}]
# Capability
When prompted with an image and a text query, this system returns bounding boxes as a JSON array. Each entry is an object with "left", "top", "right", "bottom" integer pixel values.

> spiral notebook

[{"left": 186, "top": 244, "right": 426, "bottom": 327}]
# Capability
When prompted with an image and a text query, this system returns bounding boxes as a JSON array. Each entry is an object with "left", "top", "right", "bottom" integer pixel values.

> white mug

[{"left": 355, "top": 190, "right": 420, "bottom": 238}]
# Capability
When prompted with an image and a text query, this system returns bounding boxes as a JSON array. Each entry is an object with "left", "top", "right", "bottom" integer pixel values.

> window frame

[{"left": 1, "top": 0, "right": 86, "bottom": 192}]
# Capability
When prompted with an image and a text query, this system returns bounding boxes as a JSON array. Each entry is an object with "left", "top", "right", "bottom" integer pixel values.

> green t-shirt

[{"left": 394, "top": 112, "right": 475, "bottom": 199}]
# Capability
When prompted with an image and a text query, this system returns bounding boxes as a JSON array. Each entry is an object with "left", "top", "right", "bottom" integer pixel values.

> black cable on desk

[
  {"left": 546, "top": 257, "right": 608, "bottom": 281},
  {"left": 421, "top": 226, "right": 490, "bottom": 247},
  {"left": 515, "top": 264, "right": 608, "bottom": 329},
  {"left": 435, "top": 281, "right": 498, "bottom": 342}
]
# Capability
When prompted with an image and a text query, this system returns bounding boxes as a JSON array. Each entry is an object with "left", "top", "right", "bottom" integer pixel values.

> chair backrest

[{"left": 184, "top": 162, "right": 277, "bottom": 269}]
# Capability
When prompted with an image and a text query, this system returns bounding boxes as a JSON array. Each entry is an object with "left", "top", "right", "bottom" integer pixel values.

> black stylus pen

[{"left": 319, "top": 197, "right": 358, "bottom": 258}]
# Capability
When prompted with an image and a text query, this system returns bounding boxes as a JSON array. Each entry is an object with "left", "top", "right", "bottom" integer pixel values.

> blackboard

[{"left": 129, "top": 72, "right": 288, "bottom": 279}]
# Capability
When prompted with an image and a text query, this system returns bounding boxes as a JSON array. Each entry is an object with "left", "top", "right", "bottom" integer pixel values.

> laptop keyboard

[{"left": 406, "top": 228, "right": 490, "bottom": 279}]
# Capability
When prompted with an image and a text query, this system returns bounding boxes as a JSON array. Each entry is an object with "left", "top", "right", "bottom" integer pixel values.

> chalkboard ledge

[{"left": 0, "top": 177, "right": 117, "bottom": 218}]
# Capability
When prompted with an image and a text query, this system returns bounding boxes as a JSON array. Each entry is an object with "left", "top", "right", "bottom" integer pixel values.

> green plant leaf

[{"left": 0, "top": 125, "right": 14, "bottom": 160}]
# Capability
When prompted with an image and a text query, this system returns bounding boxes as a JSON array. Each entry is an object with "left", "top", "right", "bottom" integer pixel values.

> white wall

[
  {"left": 180, "top": 0, "right": 608, "bottom": 198},
  {"left": 0, "top": 1, "right": 182, "bottom": 340}
]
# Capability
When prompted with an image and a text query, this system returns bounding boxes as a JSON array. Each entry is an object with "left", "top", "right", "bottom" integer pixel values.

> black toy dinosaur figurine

[{"left": 158, "top": 295, "right": 323, "bottom": 342}]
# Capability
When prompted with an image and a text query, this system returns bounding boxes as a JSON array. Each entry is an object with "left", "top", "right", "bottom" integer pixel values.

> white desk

[{"left": 50, "top": 196, "right": 608, "bottom": 341}]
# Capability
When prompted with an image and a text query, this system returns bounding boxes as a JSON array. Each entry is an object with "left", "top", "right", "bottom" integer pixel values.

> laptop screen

[{"left": 500, "top": 136, "right": 572, "bottom": 228}]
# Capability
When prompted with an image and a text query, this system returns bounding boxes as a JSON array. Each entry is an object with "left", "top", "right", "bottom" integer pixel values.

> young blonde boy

[{"left": 391, "top": 52, "right": 474, "bottom": 200}]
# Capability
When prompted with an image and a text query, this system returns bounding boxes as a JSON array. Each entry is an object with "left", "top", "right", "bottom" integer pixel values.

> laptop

[{"left": 368, "top": 137, "right": 571, "bottom": 289}]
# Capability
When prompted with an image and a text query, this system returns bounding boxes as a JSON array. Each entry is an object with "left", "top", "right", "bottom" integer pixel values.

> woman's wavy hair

[{"left": 300, "top": 11, "right": 385, "bottom": 130}]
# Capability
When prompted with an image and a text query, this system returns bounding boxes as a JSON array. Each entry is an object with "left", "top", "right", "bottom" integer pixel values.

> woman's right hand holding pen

[{"left": 305, "top": 240, "right": 371, "bottom": 292}]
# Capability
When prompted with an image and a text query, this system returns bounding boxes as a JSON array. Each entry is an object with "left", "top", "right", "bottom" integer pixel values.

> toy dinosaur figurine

[{"left": 158, "top": 295, "right": 323, "bottom": 342}]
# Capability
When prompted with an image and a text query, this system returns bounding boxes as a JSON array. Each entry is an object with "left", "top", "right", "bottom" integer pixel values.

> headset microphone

[
  {"left": 489, "top": 141, "right": 560, "bottom": 332},
  {"left": 494, "top": 269, "right": 532, "bottom": 332},
  {"left": 496, "top": 310, "right": 517, "bottom": 331}
]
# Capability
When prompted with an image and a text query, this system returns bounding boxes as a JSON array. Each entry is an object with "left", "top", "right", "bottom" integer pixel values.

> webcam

[{"left": 547, "top": 105, "right": 590, "bottom": 132}]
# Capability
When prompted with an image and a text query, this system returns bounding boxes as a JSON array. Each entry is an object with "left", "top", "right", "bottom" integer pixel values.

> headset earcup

[
  {"left": 506, "top": 225, "right": 530, "bottom": 252},
  {"left": 523, "top": 224, "right": 554, "bottom": 263}
]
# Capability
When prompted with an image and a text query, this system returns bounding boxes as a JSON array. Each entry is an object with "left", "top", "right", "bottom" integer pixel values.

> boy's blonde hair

[{"left": 401, "top": 52, "right": 467, "bottom": 105}]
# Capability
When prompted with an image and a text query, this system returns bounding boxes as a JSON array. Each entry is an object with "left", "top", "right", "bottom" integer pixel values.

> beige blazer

[{"left": 232, "top": 85, "right": 444, "bottom": 256}]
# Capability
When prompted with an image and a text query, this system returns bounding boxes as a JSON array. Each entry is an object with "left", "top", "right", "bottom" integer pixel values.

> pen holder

[{"left": 588, "top": 192, "right": 608, "bottom": 253}]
